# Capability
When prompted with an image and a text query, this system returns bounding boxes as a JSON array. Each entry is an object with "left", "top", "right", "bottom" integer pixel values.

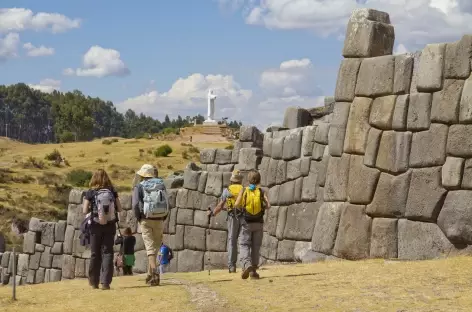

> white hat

[{"left": 136, "top": 164, "right": 156, "bottom": 178}]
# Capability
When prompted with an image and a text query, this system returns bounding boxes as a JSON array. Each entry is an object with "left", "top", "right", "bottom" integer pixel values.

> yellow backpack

[
  {"left": 226, "top": 184, "right": 243, "bottom": 211},
  {"left": 242, "top": 187, "right": 265, "bottom": 222}
]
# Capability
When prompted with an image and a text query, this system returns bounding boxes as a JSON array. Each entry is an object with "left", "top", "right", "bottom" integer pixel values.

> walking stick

[{"left": 207, "top": 206, "right": 212, "bottom": 276}]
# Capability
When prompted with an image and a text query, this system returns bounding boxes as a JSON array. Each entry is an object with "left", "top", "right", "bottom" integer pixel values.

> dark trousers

[
  {"left": 123, "top": 266, "right": 133, "bottom": 275},
  {"left": 89, "top": 222, "right": 116, "bottom": 286}
]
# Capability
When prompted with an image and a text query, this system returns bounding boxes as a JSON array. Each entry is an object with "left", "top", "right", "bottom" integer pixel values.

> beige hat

[
  {"left": 230, "top": 170, "right": 242, "bottom": 183},
  {"left": 136, "top": 164, "right": 156, "bottom": 178}
]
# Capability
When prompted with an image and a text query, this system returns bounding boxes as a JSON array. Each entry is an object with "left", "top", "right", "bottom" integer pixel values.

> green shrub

[
  {"left": 66, "top": 169, "right": 92, "bottom": 187},
  {"left": 111, "top": 138, "right": 119, "bottom": 143},
  {"left": 59, "top": 131, "right": 75, "bottom": 143},
  {"left": 162, "top": 128, "right": 178, "bottom": 135},
  {"left": 95, "top": 158, "right": 108, "bottom": 164},
  {"left": 102, "top": 139, "right": 112, "bottom": 145},
  {"left": 134, "top": 133, "right": 144, "bottom": 140},
  {"left": 225, "top": 144, "right": 234, "bottom": 150},
  {"left": 154, "top": 144, "right": 173, "bottom": 157},
  {"left": 45, "top": 149, "right": 62, "bottom": 162},
  {"left": 182, "top": 150, "right": 189, "bottom": 159},
  {"left": 22, "top": 157, "right": 46, "bottom": 169},
  {"left": 188, "top": 146, "right": 200, "bottom": 154}
]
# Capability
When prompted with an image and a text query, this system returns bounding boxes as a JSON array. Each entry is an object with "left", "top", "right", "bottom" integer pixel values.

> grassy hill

[
  {"left": 0, "top": 136, "right": 231, "bottom": 248},
  {"left": 1, "top": 257, "right": 471, "bottom": 311}
]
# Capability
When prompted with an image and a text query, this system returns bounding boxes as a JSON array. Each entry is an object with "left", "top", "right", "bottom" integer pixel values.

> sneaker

[
  {"left": 250, "top": 271, "right": 260, "bottom": 280},
  {"left": 150, "top": 273, "right": 160, "bottom": 286},
  {"left": 145, "top": 275, "right": 152, "bottom": 284},
  {"left": 229, "top": 267, "right": 236, "bottom": 273},
  {"left": 89, "top": 279, "right": 99, "bottom": 289},
  {"left": 241, "top": 265, "right": 253, "bottom": 280},
  {"left": 102, "top": 284, "right": 110, "bottom": 290}
]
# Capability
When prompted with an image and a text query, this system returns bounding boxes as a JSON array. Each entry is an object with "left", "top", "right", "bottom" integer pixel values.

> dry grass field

[
  {"left": 2, "top": 257, "right": 472, "bottom": 312},
  {"left": 0, "top": 136, "right": 230, "bottom": 247}
]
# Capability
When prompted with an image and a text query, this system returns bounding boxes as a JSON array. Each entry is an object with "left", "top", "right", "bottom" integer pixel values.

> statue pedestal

[{"left": 203, "top": 119, "right": 218, "bottom": 126}]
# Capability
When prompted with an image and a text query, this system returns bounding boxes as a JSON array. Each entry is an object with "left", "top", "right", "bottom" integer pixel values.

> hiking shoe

[
  {"left": 150, "top": 273, "right": 160, "bottom": 286},
  {"left": 241, "top": 265, "right": 253, "bottom": 280},
  {"left": 145, "top": 275, "right": 153, "bottom": 284},
  {"left": 89, "top": 279, "right": 99, "bottom": 289},
  {"left": 229, "top": 267, "right": 236, "bottom": 273},
  {"left": 102, "top": 284, "right": 110, "bottom": 290},
  {"left": 250, "top": 271, "right": 260, "bottom": 280}
]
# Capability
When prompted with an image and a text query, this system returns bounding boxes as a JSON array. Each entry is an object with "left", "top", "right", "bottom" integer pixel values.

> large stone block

[
  {"left": 417, "top": 43, "right": 446, "bottom": 92},
  {"left": 52, "top": 255, "right": 63, "bottom": 269},
  {"left": 409, "top": 51, "right": 422, "bottom": 94},
  {"left": 314, "top": 123, "right": 329, "bottom": 145},
  {"left": 301, "top": 173, "right": 317, "bottom": 202},
  {"left": 17, "top": 254, "right": 29, "bottom": 277},
  {"left": 237, "top": 148, "right": 262, "bottom": 170},
  {"left": 264, "top": 206, "right": 279, "bottom": 236},
  {"left": 343, "top": 97, "right": 372, "bottom": 154},
  {"left": 276, "top": 206, "right": 288, "bottom": 240},
  {"left": 28, "top": 252, "right": 40, "bottom": 270},
  {"left": 431, "top": 79, "right": 464, "bottom": 123},
  {"left": 23, "top": 231, "right": 37, "bottom": 254},
  {"left": 392, "top": 94, "right": 409, "bottom": 131},
  {"left": 73, "top": 230, "right": 90, "bottom": 258},
  {"left": 176, "top": 209, "right": 194, "bottom": 226},
  {"left": 324, "top": 154, "right": 350, "bottom": 201},
  {"left": 405, "top": 167, "right": 447, "bottom": 222},
  {"left": 204, "top": 252, "right": 228, "bottom": 270},
  {"left": 197, "top": 172, "right": 208, "bottom": 193},
  {"left": 407, "top": 93, "right": 432, "bottom": 131},
  {"left": 35, "top": 268, "right": 45, "bottom": 284},
  {"left": 7, "top": 252, "right": 17, "bottom": 274},
  {"left": 366, "top": 171, "right": 411, "bottom": 218},
  {"left": 40, "top": 222, "right": 55, "bottom": 247},
  {"left": 176, "top": 188, "right": 188, "bottom": 208},
  {"left": 459, "top": 76, "right": 472, "bottom": 123},
  {"left": 312, "top": 143, "right": 326, "bottom": 160},
  {"left": 445, "top": 35, "right": 472, "bottom": 79},
  {"left": 67, "top": 204, "right": 85, "bottom": 230},
  {"left": 370, "top": 218, "right": 397, "bottom": 259},
  {"left": 29, "top": 217, "right": 43, "bottom": 232},
  {"left": 311, "top": 202, "right": 346, "bottom": 254},
  {"left": 35, "top": 244, "right": 45, "bottom": 252},
  {"left": 355, "top": 55, "right": 394, "bottom": 97},
  {"left": 26, "top": 269, "right": 35, "bottom": 284},
  {"left": 394, "top": 54, "right": 414, "bottom": 94},
  {"left": 311, "top": 157, "right": 328, "bottom": 187},
  {"left": 333, "top": 204, "right": 372, "bottom": 260},
  {"left": 442, "top": 157, "right": 464, "bottom": 189},
  {"left": 194, "top": 210, "right": 209, "bottom": 228},
  {"left": 335, "top": 58, "right": 362, "bottom": 101},
  {"left": 398, "top": 219, "right": 453, "bottom": 260},
  {"left": 1, "top": 251, "right": 9, "bottom": 268},
  {"left": 200, "top": 149, "right": 216, "bottom": 164},
  {"left": 271, "top": 136, "right": 284, "bottom": 160},
  {"left": 120, "top": 193, "right": 132, "bottom": 210},
  {"left": 364, "top": 127, "right": 382, "bottom": 168},
  {"left": 263, "top": 135, "right": 273, "bottom": 157},
  {"left": 205, "top": 172, "right": 223, "bottom": 197},
  {"left": 347, "top": 155, "right": 380, "bottom": 204},
  {"left": 61, "top": 255, "right": 75, "bottom": 279},
  {"left": 177, "top": 249, "right": 204, "bottom": 272},
  {"left": 287, "top": 158, "right": 301, "bottom": 181},
  {"left": 282, "top": 130, "right": 302, "bottom": 160},
  {"left": 409, "top": 124, "right": 448, "bottom": 167},
  {"left": 75, "top": 258, "right": 86, "bottom": 278},
  {"left": 301, "top": 126, "right": 317, "bottom": 157},
  {"left": 261, "top": 234, "right": 278, "bottom": 260},
  {"left": 438, "top": 191, "right": 472, "bottom": 244},
  {"left": 239, "top": 125, "right": 261, "bottom": 143},
  {"left": 376, "top": 131, "right": 411, "bottom": 174},
  {"left": 369, "top": 95, "right": 396, "bottom": 130},
  {"left": 266, "top": 158, "right": 278, "bottom": 187},
  {"left": 63, "top": 225, "right": 74, "bottom": 254},
  {"left": 278, "top": 180, "right": 295, "bottom": 206},
  {"left": 209, "top": 210, "right": 227, "bottom": 231},
  {"left": 259, "top": 157, "right": 270, "bottom": 187},
  {"left": 447, "top": 125, "right": 472, "bottom": 157},
  {"left": 283, "top": 203, "right": 320, "bottom": 241},
  {"left": 183, "top": 169, "right": 201, "bottom": 190},
  {"left": 51, "top": 242, "right": 62, "bottom": 255},
  {"left": 276, "top": 160, "right": 287, "bottom": 185},
  {"left": 283, "top": 107, "right": 312, "bottom": 129},
  {"left": 68, "top": 189, "right": 85, "bottom": 204},
  {"left": 461, "top": 159, "right": 472, "bottom": 189},
  {"left": 133, "top": 250, "right": 148, "bottom": 273},
  {"left": 277, "top": 240, "right": 296, "bottom": 262},
  {"left": 187, "top": 190, "right": 203, "bottom": 210},
  {"left": 328, "top": 126, "right": 346, "bottom": 157},
  {"left": 54, "top": 220, "right": 66, "bottom": 242},
  {"left": 184, "top": 226, "right": 206, "bottom": 251},
  {"left": 215, "top": 149, "right": 233, "bottom": 165},
  {"left": 49, "top": 269, "right": 61, "bottom": 282},
  {"left": 206, "top": 229, "right": 227, "bottom": 252}
]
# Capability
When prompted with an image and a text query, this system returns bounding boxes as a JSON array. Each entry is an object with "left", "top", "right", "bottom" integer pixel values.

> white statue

[{"left": 204, "top": 89, "right": 218, "bottom": 125}]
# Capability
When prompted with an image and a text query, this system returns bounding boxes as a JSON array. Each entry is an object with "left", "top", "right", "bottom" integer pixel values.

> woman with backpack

[
  {"left": 132, "top": 164, "right": 169, "bottom": 286},
  {"left": 82, "top": 169, "right": 122, "bottom": 290}
]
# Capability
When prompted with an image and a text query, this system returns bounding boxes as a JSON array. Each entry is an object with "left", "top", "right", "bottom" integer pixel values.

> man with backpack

[
  {"left": 209, "top": 170, "right": 244, "bottom": 273},
  {"left": 234, "top": 170, "right": 270, "bottom": 280},
  {"left": 132, "top": 164, "right": 169, "bottom": 286}
]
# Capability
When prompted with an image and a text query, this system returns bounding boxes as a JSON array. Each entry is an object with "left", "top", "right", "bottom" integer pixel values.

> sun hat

[
  {"left": 136, "top": 164, "right": 156, "bottom": 178},
  {"left": 230, "top": 170, "right": 242, "bottom": 183}
]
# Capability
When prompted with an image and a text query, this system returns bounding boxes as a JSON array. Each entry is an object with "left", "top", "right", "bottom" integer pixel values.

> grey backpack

[{"left": 93, "top": 189, "right": 116, "bottom": 225}]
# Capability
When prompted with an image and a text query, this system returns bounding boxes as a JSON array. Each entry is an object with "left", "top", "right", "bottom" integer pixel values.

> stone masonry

[{"left": 3, "top": 8, "right": 472, "bottom": 286}]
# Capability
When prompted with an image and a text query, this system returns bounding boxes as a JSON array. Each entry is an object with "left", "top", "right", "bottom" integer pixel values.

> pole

[
  {"left": 5, "top": 104, "right": 8, "bottom": 138},
  {"left": 12, "top": 247, "right": 16, "bottom": 301},
  {"left": 207, "top": 207, "right": 212, "bottom": 276}
]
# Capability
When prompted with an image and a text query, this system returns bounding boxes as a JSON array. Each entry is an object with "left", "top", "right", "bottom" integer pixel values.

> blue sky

[{"left": 1, "top": 0, "right": 472, "bottom": 127}]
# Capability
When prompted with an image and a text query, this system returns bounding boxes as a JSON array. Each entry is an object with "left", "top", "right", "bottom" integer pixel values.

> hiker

[
  {"left": 82, "top": 169, "right": 122, "bottom": 290},
  {"left": 158, "top": 242, "right": 174, "bottom": 275},
  {"left": 132, "top": 164, "right": 170, "bottom": 286},
  {"left": 122, "top": 227, "right": 136, "bottom": 275},
  {"left": 234, "top": 170, "right": 270, "bottom": 280},
  {"left": 208, "top": 169, "right": 244, "bottom": 273}
]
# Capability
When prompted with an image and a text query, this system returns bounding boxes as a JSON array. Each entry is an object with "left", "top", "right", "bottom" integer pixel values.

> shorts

[{"left": 140, "top": 219, "right": 164, "bottom": 256}]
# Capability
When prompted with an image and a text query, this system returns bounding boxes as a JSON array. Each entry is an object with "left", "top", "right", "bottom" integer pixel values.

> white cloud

[
  {"left": 223, "top": 0, "right": 472, "bottom": 50},
  {"left": 28, "top": 78, "right": 61, "bottom": 93},
  {"left": 0, "top": 33, "right": 20, "bottom": 61},
  {"left": 0, "top": 8, "right": 80, "bottom": 34},
  {"left": 394, "top": 43, "right": 409, "bottom": 55},
  {"left": 23, "top": 42, "right": 55, "bottom": 57},
  {"left": 65, "top": 46, "right": 130, "bottom": 78}
]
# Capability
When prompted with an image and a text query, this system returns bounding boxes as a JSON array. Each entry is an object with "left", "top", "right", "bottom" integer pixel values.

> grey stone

[
  {"left": 133, "top": 250, "right": 148, "bottom": 273},
  {"left": 26, "top": 269, "right": 35, "bottom": 284},
  {"left": 442, "top": 157, "right": 464, "bottom": 189},
  {"left": 28, "top": 252, "right": 40, "bottom": 270},
  {"left": 334, "top": 58, "right": 362, "bottom": 101},
  {"left": 237, "top": 148, "right": 262, "bottom": 170},
  {"left": 266, "top": 158, "right": 278, "bottom": 187},
  {"left": 120, "top": 193, "right": 132, "bottom": 210},
  {"left": 29, "top": 217, "right": 43, "bottom": 232},
  {"left": 348, "top": 155, "right": 380, "bottom": 204},
  {"left": 277, "top": 240, "right": 296, "bottom": 262},
  {"left": 398, "top": 219, "right": 454, "bottom": 260},
  {"left": 204, "top": 252, "right": 228, "bottom": 270},
  {"left": 278, "top": 180, "right": 295, "bottom": 206},
  {"left": 410, "top": 51, "right": 422, "bottom": 94},
  {"left": 61, "top": 255, "right": 75, "bottom": 279},
  {"left": 63, "top": 225, "right": 74, "bottom": 254},
  {"left": 332, "top": 102, "right": 351, "bottom": 128},
  {"left": 239, "top": 125, "right": 260, "bottom": 142},
  {"left": 438, "top": 191, "right": 472, "bottom": 244},
  {"left": 276, "top": 206, "right": 288, "bottom": 240},
  {"left": 366, "top": 171, "right": 411, "bottom": 218},
  {"left": 445, "top": 35, "right": 472, "bottom": 79},
  {"left": 184, "top": 226, "right": 206, "bottom": 251},
  {"left": 392, "top": 94, "right": 409, "bottom": 131},
  {"left": 283, "top": 107, "right": 312, "bottom": 129},
  {"left": 369, "top": 95, "right": 396, "bottom": 130},
  {"left": 300, "top": 157, "right": 311, "bottom": 176},
  {"left": 328, "top": 126, "right": 346, "bottom": 157},
  {"left": 126, "top": 209, "right": 138, "bottom": 234},
  {"left": 376, "top": 131, "right": 411, "bottom": 174},
  {"left": 311, "top": 157, "right": 328, "bottom": 187},
  {"left": 459, "top": 76, "right": 472, "bottom": 123},
  {"left": 205, "top": 172, "right": 223, "bottom": 197},
  {"left": 220, "top": 164, "right": 234, "bottom": 173},
  {"left": 293, "top": 241, "right": 312, "bottom": 262},
  {"left": 177, "top": 209, "right": 194, "bottom": 226},
  {"left": 68, "top": 189, "right": 84, "bottom": 204},
  {"left": 311, "top": 202, "right": 346, "bottom": 254},
  {"left": 312, "top": 143, "right": 326, "bottom": 160},
  {"left": 183, "top": 169, "right": 201, "bottom": 190},
  {"left": 49, "top": 269, "right": 61, "bottom": 282},
  {"left": 269, "top": 185, "right": 280, "bottom": 206},
  {"left": 259, "top": 157, "right": 270, "bottom": 187},
  {"left": 52, "top": 255, "right": 63, "bottom": 269},
  {"left": 231, "top": 141, "right": 241, "bottom": 164},
  {"left": 447, "top": 125, "right": 472, "bottom": 157},
  {"left": 276, "top": 160, "right": 287, "bottom": 185},
  {"left": 417, "top": 43, "right": 446, "bottom": 92},
  {"left": 197, "top": 172, "right": 208, "bottom": 193},
  {"left": 202, "top": 194, "right": 218, "bottom": 212},
  {"left": 282, "top": 130, "right": 302, "bottom": 160},
  {"left": 73, "top": 230, "right": 90, "bottom": 258},
  {"left": 287, "top": 158, "right": 301, "bottom": 181},
  {"left": 40, "top": 222, "right": 55, "bottom": 247},
  {"left": 407, "top": 93, "right": 432, "bottom": 131},
  {"left": 263, "top": 135, "right": 273, "bottom": 157},
  {"left": 200, "top": 148, "right": 216, "bottom": 164},
  {"left": 17, "top": 254, "right": 29, "bottom": 277},
  {"left": 67, "top": 204, "right": 85, "bottom": 230},
  {"left": 51, "top": 242, "right": 62, "bottom": 255},
  {"left": 261, "top": 234, "right": 278, "bottom": 260},
  {"left": 324, "top": 154, "right": 350, "bottom": 201},
  {"left": 406, "top": 167, "right": 447, "bottom": 222},
  {"left": 206, "top": 229, "right": 227, "bottom": 252},
  {"left": 75, "top": 258, "right": 86, "bottom": 278},
  {"left": 264, "top": 206, "right": 279, "bottom": 236},
  {"left": 54, "top": 220, "right": 66, "bottom": 242},
  {"left": 209, "top": 210, "right": 227, "bottom": 231},
  {"left": 410, "top": 124, "right": 448, "bottom": 168},
  {"left": 1, "top": 251, "right": 9, "bottom": 268},
  {"left": 431, "top": 79, "right": 464, "bottom": 123},
  {"left": 214, "top": 149, "right": 232, "bottom": 165},
  {"left": 394, "top": 54, "right": 414, "bottom": 94},
  {"left": 314, "top": 123, "right": 329, "bottom": 145},
  {"left": 344, "top": 97, "right": 372, "bottom": 154},
  {"left": 333, "top": 204, "right": 372, "bottom": 260},
  {"left": 284, "top": 203, "right": 321, "bottom": 241},
  {"left": 301, "top": 173, "right": 317, "bottom": 202},
  {"left": 370, "top": 218, "right": 398, "bottom": 259},
  {"left": 177, "top": 249, "right": 204, "bottom": 272},
  {"left": 23, "top": 231, "right": 37, "bottom": 254},
  {"left": 355, "top": 55, "right": 394, "bottom": 97},
  {"left": 40, "top": 247, "right": 53, "bottom": 268},
  {"left": 164, "top": 177, "right": 184, "bottom": 190},
  {"left": 171, "top": 225, "right": 185, "bottom": 250},
  {"left": 7, "top": 253, "right": 17, "bottom": 274},
  {"left": 35, "top": 268, "right": 45, "bottom": 284},
  {"left": 461, "top": 159, "right": 472, "bottom": 189},
  {"left": 301, "top": 251, "right": 327, "bottom": 263},
  {"left": 176, "top": 188, "right": 188, "bottom": 208},
  {"left": 301, "top": 126, "right": 317, "bottom": 157},
  {"left": 167, "top": 208, "right": 177, "bottom": 235},
  {"left": 35, "top": 244, "right": 45, "bottom": 252},
  {"left": 194, "top": 210, "right": 210, "bottom": 228},
  {"left": 364, "top": 127, "right": 382, "bottom": 167},
  {"left": 187, "top": 190, "right": 203, "bottom": 210},
  {"left": 134, "top": 234, "right": 145, "bottom": 251}
]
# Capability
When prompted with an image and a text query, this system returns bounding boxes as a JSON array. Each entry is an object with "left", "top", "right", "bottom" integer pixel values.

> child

[
  {"left": 122, "top": 227, "right": 136, "bottom": 275},
  {"left": 158, "top": 242, "right": 173, "bottom": 274}
]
